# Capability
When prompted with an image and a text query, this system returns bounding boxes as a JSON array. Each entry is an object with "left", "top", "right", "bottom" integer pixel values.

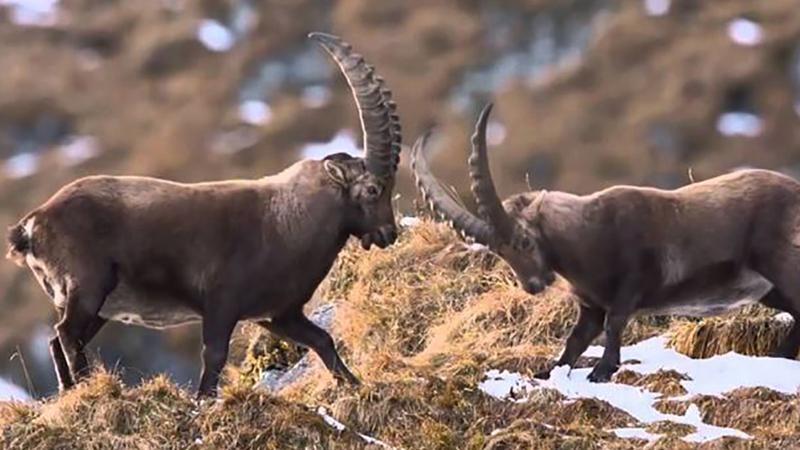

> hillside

[
  {"left": 2, "top": 220, "right": 800, "bottom": 449},
  {"left": 3, "top": 0, "right": 800, "bottom": 394}
]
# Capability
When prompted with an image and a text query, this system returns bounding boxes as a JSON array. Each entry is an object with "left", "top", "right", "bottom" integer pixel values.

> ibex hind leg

[
  {"left": 758, "top": 288, "right": 800, "bottom": 359},
  {"left": 54, "top": 263, "right": 116, "bottom": 389},
  {"left": 257, "top": 311, "right": 359, "bottom": 385}
]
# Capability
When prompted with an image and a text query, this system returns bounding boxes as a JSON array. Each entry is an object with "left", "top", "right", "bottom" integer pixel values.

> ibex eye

[{"left": 367, "top": 186, "right": 380, "bottom": 197}]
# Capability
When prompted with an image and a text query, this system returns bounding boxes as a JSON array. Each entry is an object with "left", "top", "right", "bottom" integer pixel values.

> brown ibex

[
  {"left": 5, "top": 33, "right": 402, "bottom": 397},
  {"left": 412, "top": 103, "right": 800, "bottom": 382}
]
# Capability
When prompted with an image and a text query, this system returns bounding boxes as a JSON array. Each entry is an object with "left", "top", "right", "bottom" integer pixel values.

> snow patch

[
  {"left": 0, "top": 377, "right": 30, "bottom": 401},
  {"left": 196, "top": 19, "right": 235, "bottom": 52},
  {"left": 3, "top": 153, "right": 40, "bottom": 178},
  {"left": 479, "top": 369, "right": 535, "bottom": 402},
  {"left": 643, "top": 0, "right": 670, "bottom": 17},
  {"left": 467, "top": 242, "right": 488, "bottom": 252},
  {"left": 716, "top": 111, "right": 762, "bottom": 137},
  {"left": 317, "top": 406, "right": 346, "bottom": 431},
  {"left": 399, "top": 216, "right": 421, "bottom": 228},
  {"left": 0, "top": 0, "right": 59, "bottom": 27},
  {"left": 238, "top": 100, "right": 272, "bottom": 126},
  {"left": 58, "top": 135, "right": 100, "bottom": 166},
  {"left": 300, "top": 130, "right": 361, "bottom": 160},
  {"left": 301, "top": 85, "right": 332, "bottom": 109},
  {"left": 317, "top": 406, "right": 394, "bottom": 448},
  {"left": 479, "top": 336, "right": 800, "bottom": 443},
  {"left": 486, "top": 121, "right": 507, "bottom": 146},
  {"left": 612, "top": 427, "right": 660, "bottom": 441},
  {"left": 775, "top": 312, "right": 794, "bottom": 323},
  {"left": 727, "top": 18, "right": 763, "bottom": 47}
]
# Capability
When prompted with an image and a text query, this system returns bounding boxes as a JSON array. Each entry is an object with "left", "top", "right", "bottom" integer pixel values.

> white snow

[
  {"left": 58, "top": 135, "right": 100, "bottom": 166},
  {"left": 612, "top": 427, "right": 660, "bottom": 441},
  {"left": 316, "top": 406, "right": 394, "bottom": 448},
  {"left": 727, "top": 18, "right": 763, "bottom": 47},
  {"left": 467, "top": 242, "right": 488, "bottom": 252},
  {"left": 0, "top": 378, "right": 29, "bottom": 401},
  {"left": 399, "top": 216, "right": 421, "bottom": 228},
  {"left": 486, "top": 121, "right": 507, "bottom": 146},
  {"left": 3, "top": 153, "right": 39, "bottom": 178},
  {"left": 774, "top": 312, "right": 794, "bottom": 324},
  {"left": 196, "top": 19, "right": 235, "bottom": 52},
  {"left": 480, "top": 336, "right": 800, "bottom": 443},
  {"left": 479, "top": 369, "right": 535, "bottom": 402},
  {"left": 300, "top": 130, "right": 361, "bottom": 159},
  {"left": 301, "top": 85, "right": 333, "bottom": 109},
  {"left": 238, "top": 100, "right": 272, "bottom": 126},
  {"left": 317, "top": 406, "right": 346, "bottom": 431},
  {"left": 643, "top": 0, "right": 670, "bottom": 17},
  {"left": 0, "top": 0, "right": 59, "bottom": 27},
  {"left": 716, "top": 112, "right": 762, "bottom": 137}
]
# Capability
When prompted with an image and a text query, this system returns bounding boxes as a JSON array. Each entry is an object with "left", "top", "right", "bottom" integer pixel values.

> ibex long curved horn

[
  {"left": 411, "top": 131, "right": 495, "bottom": 245},
  {"left": 309, "top": 32, "right": 401, "bottom": 181},
  {"left": 469, "top": 103, "right": 514, "bottom": 239}
]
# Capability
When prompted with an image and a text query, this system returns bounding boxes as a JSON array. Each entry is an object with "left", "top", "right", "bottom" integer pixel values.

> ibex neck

[{"left": 536, "top": 191, "right": 588, "bottom": 276}]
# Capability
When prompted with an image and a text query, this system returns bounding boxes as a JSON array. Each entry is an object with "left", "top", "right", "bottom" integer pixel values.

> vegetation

[{"left": 2, "top": 221, "right": 798, "bottom": 449}]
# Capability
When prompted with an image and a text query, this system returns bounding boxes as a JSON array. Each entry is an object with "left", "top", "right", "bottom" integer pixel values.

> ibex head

[
  {"left": 310, "top": 33, "right": 402, "bottom": 249},
  {"left": 412, "top": 104, "right": 555, "bottom": 294}
]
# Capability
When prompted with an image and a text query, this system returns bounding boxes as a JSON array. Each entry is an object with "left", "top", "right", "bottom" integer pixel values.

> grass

[{"left": 2, "top": 220, "right": 800, "bottom": 449}]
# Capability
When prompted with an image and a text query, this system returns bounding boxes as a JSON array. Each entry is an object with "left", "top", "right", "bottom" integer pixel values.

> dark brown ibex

[
  {"left": 5, "top": 33, "right": 402, "bottom": 397},
  {"left": 412, "top": 103, "right": 800, "bottom": 382}
]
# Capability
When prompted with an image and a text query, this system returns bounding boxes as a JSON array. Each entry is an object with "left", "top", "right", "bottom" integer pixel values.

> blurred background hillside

[{"left": 0, "top": 0, "right": 799, "bottom": 397}]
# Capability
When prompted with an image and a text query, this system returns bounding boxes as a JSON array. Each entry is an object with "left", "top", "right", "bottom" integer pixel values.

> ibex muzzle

[
  {"left": 413, "top": 103, "right": 800, "bottom": 383},
  {"left": 6, "top": 32, "right": 402, "bottom": 397}
]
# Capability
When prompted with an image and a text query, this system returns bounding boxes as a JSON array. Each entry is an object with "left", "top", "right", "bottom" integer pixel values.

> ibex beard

[
  {"left": 412, "top": 103, "right": 800, "bottom": 383},
  {"left": 5, "top": 32, "right": 402, "bottom": 397}
]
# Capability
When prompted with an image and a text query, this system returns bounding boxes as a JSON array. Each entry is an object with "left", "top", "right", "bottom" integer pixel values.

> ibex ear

[{"left": 323, "top": 160, "right": 350, "bottom": 188}]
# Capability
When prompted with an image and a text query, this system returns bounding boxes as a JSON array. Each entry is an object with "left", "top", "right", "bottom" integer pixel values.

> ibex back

[
  {"left": 413, "top": 103, "right": 800, "bottom": 383},
  {"left": 6, "top": 33, "right": 402, "bottom": 397}
]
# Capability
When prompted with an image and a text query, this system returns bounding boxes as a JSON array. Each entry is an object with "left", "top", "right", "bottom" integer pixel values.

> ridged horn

[
  {"left": 309, "top": 32, "right": 401, "bottom": 181},
  {"left": 469, "top": 103, "right": 514, "bottom": 239},
  {"left": 411, "top": 130, "right": 495, "bottom": 245}
]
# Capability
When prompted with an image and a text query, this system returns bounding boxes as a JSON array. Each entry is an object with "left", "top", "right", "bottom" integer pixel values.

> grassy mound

[
  {"left": 4, "top": 220, "right": 800, "bottom": 449},
  {"left": 667, "top": 308, "right": 793, "bottom": 358}
]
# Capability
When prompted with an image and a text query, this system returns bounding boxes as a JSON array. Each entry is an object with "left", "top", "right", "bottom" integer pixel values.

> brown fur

[
  {"left": 5, "top": 33, "right": 402, "bottom": 397},
  {"left": 412, "top": 103, "right": 800, "bottom": 383}
]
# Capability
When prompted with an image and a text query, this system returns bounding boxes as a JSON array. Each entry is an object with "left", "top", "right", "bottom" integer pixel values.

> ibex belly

[
  {"left": 642, "top": 269, "right": 772, "bottom": 317},
  {"left": 99, "top": 280, "right": 201, "bottom": 329}
]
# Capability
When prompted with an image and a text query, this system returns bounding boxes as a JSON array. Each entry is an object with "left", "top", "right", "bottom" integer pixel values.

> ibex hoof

[{"left": 587, "top": 364, "right": 616, "bottom": 383}]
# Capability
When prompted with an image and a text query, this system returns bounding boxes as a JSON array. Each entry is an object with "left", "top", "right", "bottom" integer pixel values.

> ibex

[
  {"left": 5, "top": 33, "right": 402, "bottom": 397},
  {"left": 412, "top": 103, "right": 800, "bottom": 382}
]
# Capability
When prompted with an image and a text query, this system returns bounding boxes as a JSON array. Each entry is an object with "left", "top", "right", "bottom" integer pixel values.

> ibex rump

[
  {"left": 6, "top": 33, "right": 402, "bottom": 397},
  {"left": 412, "top": 103, "right": 800, "bottom": 382}
]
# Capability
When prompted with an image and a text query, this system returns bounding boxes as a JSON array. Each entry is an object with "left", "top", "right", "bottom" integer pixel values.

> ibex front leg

[
  {"left": 258, "top": 311, "right": 359, "bottom": 385},
  {"left": 534, "top": 303, "right": 605, "bottom": 379}
]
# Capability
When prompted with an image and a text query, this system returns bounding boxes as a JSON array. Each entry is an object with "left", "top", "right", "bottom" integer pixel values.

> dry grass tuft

[
  {"left": 646, "top": 420, "right": 696, "bottom": 437},
  {"left": 0, "top": 369, "right": 362, "bottom": 450},
  {"left": 6, "top": 220, "right": 800, "bottom": 448},
  {"left": 613, "top": 369, "right": 690, "bottom": 396},
  {"left": 668, "top": 311, "right": 792, "bottom": 358}
]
